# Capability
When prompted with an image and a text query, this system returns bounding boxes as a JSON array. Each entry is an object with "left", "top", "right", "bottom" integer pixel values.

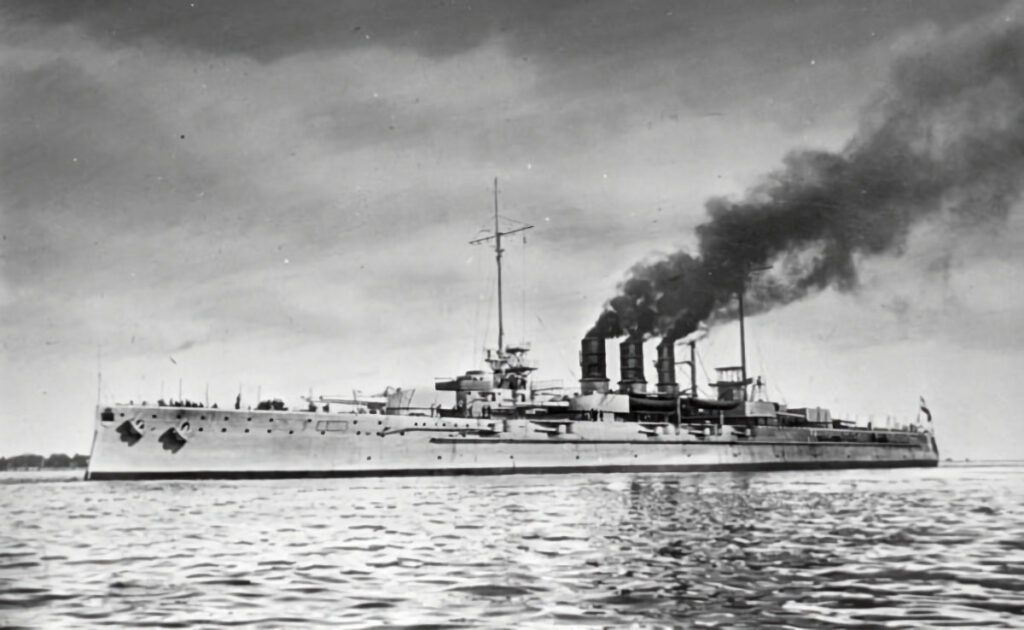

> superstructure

[{"left": 86, "top": 182, "right": 938, "bottom": 479}]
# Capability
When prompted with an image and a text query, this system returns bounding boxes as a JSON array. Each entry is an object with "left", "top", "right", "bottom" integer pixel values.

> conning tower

[{"left": 713, "top": 366, "right": 748, "bottom": 402}]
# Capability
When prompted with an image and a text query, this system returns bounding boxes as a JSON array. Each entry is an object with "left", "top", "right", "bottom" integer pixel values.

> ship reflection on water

[{"left": 3, "top": 464, "right": 1023, "bottom": 628}]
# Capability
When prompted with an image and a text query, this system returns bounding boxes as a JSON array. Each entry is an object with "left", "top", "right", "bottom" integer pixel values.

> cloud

[
  {"left": 588, "top": 6, "right": 1024, "bottom": 341},
  {"left": 2, "top": 0, "right": 561, "bottom": 62},
  {"left": 2, "top": 1, "right": 1021, "bottom": 458}
]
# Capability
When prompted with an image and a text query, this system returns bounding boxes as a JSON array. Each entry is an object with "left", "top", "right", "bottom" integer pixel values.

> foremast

[
  {"left": 469, "top": 178, "right": 535, "bottom": 391},
  {"left": 435, "top": 180, "right": 539, "bottom": 417}
]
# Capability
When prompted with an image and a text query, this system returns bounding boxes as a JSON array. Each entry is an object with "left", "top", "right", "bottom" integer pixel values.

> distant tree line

[{"left": 0, "top": 453, "right": 89, "bottom": 470}]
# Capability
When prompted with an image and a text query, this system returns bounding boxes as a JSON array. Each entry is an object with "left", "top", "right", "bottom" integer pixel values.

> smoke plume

[{"left": 590, "top": 10, "right": 1024, "bottom": 341}]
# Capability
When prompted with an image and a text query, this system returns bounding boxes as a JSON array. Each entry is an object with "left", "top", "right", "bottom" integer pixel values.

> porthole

[
  {"left": 320, "top": 430, "right": 326, "bottom": 435},
  {"left": 224, "top": 416, "right": 229, "bottom": 421},
  {"left": 244, "top": 428, "right": 250, "bottom": 433},
  {"left": 400, "top": 431, "right": 405, "bottom": 436},
  {"left": 176, "top": 414, "right": 182, "bottom": 420},
  {"left": 152, "top": 414, "right": 157, "bottom": 419},
  {"left": 353, "top": 420, "right": 358, "bottom": 425},
  {"left": 198, "top": 427, "right": 204, "bottom": 432},
  {"left": 356, "top": 431, "right": 361, "bottom": 435},
  {"left": 119, "top": 412, "right": 125, "bottom": 417},
  {"left": 307, "top": 418, "right": 312, "bottom": 423},
  {"left": 367, "top": 456, "right": 372, "bottom": 461},
  {"left": 378, "top": 420, "right": 382, "bottom": 425},
  {"left": 509, "top": 455, "right": 514, "bottom": 459},
  {"left": 437, "top": 455, "right": 442, "bottom": 460},
  {"left": 200, "top": 415, "right": 205, "bottom": 420},
  {"left": 269, "top": 418, "right": 274, "bottom": 422},
  {"left": 288, "top": 430, "right": 294, "bottom": 435},
  {"left": 247, "top": 417, "right": 252, "bottom": 422},
  {"left": 221, "top": 428, "right": 227, "bottom": 433},
  {"left": 267, "top": 429, "right": 272, "bottom": 434}
]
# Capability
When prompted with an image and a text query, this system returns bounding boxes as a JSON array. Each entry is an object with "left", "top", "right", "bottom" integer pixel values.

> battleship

[{"left": 86, "top": 184, "right": 939, "bottom": 480}]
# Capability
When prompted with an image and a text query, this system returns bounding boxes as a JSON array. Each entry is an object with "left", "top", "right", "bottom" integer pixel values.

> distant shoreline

[
  {"left": 0, "top": 453, "right": 89, "bottom": 471},
  {"left": 942, "top": 459, "right": 1024, "bottom": 468}
]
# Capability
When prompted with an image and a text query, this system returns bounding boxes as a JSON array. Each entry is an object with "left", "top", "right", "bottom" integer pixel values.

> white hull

[{"left": 86, "top": 405, "right": 939, "bottom": 480}]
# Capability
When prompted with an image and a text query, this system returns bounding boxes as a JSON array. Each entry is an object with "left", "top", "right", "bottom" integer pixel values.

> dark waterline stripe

[
  {"left": 428, "top": 438, "right": 928, "bottom": 447},
  {"left": 86, "top": 459, "right": 937, "bottom": 481}
]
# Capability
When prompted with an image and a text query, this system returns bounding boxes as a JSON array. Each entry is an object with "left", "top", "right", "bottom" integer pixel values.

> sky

[{"left": 1, "top": 0, "right": 1021, "bottom": 460}]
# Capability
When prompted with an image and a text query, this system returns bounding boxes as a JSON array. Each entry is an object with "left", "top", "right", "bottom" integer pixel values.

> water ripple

[{"left": 1, "top": 465, "right": 1022, "bottom": 627}]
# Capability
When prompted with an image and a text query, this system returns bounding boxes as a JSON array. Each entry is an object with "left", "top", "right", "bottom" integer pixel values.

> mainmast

[
  {"left": 738, "top": 285, "right": 747, "bottom": 389},
  {"left": 737, "top": 265, "right": 771, "bottom": 400},
  {"left": 494, "top": 179, "right": 504, "bottom": 351},
  {"left": 470, "top": 178, "right": 532, "bottom": 352}
]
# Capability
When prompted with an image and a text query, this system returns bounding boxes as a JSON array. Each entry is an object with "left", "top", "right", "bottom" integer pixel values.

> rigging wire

[
  {"left": 481, "top": 260, "right": 494, "bottom": 365},
  {"left": 534, "top": 314, "right": 578, "bottom": 380},
  {"left": 695, "top": 345, "right": 713, "bottom": 397},
  {"left": 521, "top": 232, "right": 527, "bottom": 344},
  {"left": 470, "top": 254, "right": 483, "bottom": 367},
  {"left": 498, "top": 214, "right": 531, "bottom": 227},
  {"left": 754, "top": 331, "right": 788, "bottom": 404},
  {"left": 470, "top": 251, "right": 495, "bottom": 367}
]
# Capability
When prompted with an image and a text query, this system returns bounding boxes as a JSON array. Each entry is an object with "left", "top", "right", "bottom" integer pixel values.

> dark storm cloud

[
  {"left": 0, "top": 59, "right": 215, "bottom": 220},
  {"left": 0, "top": 53, "right": 441, "bottom": 293},
  {"left": 0, "top": 57, "right": 245, "bottom": 292},
  {"left": 591, "top": 11, "right": 1024, "bottom": 341},
  {"left": 3, "top": 0, "right": 566, "bottom": 61},
  {"left": 4, "top": 0, "right": 1003, "bottom": 64}
]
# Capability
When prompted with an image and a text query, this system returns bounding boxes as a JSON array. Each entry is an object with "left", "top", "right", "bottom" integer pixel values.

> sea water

[{"left": 2, "top": 464, "right": 1022, "bottom": 629}]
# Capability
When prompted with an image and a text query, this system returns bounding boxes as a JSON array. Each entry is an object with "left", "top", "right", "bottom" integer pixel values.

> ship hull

[{"left": 86, "top": 405, "right": 939, "bottom": 480}]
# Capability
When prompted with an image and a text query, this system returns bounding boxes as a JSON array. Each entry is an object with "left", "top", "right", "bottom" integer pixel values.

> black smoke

[{"left": 590, "top": 11, "right": 1024, "bottom": 341}]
